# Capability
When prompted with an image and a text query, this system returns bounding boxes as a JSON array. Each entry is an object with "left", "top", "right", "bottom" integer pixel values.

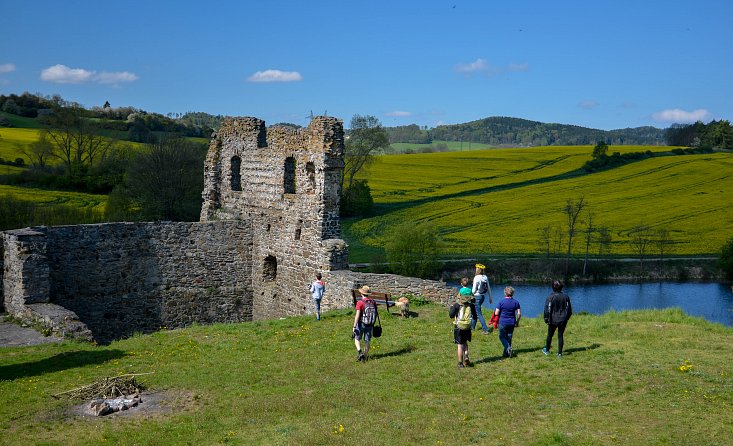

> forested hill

[{"left": 387, "top": 116, "right": 667, "bottom": 146}]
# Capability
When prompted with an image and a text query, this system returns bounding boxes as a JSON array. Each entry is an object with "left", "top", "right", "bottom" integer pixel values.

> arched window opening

[
  {"left": 284, "top": 157, "right": 296, "bottom": 194},
  {"left": 305, "top": 162, "right": 316, "bottom": 194},
  {"left": 230, "top": 156, "right": 242, "bottom": 191},
  {"left": 263, "top": 255, "right": 277, "bottom": 281}
]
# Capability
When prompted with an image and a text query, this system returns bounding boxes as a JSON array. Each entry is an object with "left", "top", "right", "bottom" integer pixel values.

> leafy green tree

[
  {"left": 592, "top": 141, "right": 608, "bottom": 158},
  {"left": 343, "top": 115, "right": 389, "bottom": 191},
  {"left": 340, "top": 179, "right": 373, "bottom": 217},
  {"left": 720, "top": 238, "right": 733, "bottom": 280},
  {"left": 385, "top": 221, "right": 443, "bottom": 279},
  {"left": 340, "top": 115, "right": 389, "bottom": 216},
  {"left": 109, "top": 137, "right": 206, "bottom": 221}
]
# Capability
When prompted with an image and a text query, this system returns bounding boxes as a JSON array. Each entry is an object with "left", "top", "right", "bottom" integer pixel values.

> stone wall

[
  {"left": 2, "top": 116, "right": 438, "bottom": 343},
  {"left": 3, "top": 221, "right": 253, "bottom": 344},
  {"left": 324, "top": 270, "right": 457, "bottom": 310}
]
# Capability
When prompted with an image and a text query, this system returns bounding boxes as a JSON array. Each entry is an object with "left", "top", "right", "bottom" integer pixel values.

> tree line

[
  {"left": 664, "top": 120, "right": 733, "bottom": 149},
  {"left": 386, "top": 117, "right": 667, "bottom": 146}
]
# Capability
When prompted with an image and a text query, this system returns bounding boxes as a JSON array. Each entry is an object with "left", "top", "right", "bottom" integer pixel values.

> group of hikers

[
  {"left": 308, "top": 263, "right": 573, "bottom": 365},
  {"left": 451, "top": 263, "right": 573, "bottom": 368}
]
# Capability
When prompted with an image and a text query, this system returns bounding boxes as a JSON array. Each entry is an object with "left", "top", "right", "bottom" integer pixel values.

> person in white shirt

[{"left": 471, "top": 263, "right": 493, "bottom": 334}]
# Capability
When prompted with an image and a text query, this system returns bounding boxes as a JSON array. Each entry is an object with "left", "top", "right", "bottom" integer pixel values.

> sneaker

[
  {"left": 482, "top": 330, "right": 490, "bottom": 335},
  {"left": 464, "top": 358, "right": 472, "bottom": 367},
  {"left": 458, "top": 362, "right": 465, "bottom": 368},
  {"left": 507, "top": 346, "right": 513, "bottom": 358},
  {"left": 557, "top": 353, "right": 563, "bottom": 358},
  {"left": 542, "top": 347, "right": 550, "bottom": 356},
  {"left": 357, "top": 352, "right": 364, "bottom": 362}
]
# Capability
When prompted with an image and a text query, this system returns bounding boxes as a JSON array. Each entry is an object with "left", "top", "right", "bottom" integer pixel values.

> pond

[{"left": 476, "top": 282, "right": 733, "bottom": 327}]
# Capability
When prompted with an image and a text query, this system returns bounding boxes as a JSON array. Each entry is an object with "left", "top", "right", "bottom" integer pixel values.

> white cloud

[
  {"left": 0, "top": 63, "right": 16, "bottom": 74},
  {"left": 247, "top": 69, "right": 303, "bottom": 83},
  {"left": 40, "top": 64, "right": 138, "bottom": 85},
  {"left": 454, "top": 58, "right": 489, "bottom": 73},
  {"left": 651, "top": 108, "right": 712, "bottom": 124},
  {"left": 386, "top": 110, "right": 412, "bottom": 117},
  {"left": 578, "top": 100, "right": 599, "bottom": 110},
  {"left": 454, "top": 58, "right": 528, "bottom": 76},
  {"left": 95, "top": 71, "right": 139, "bottom": 84}
]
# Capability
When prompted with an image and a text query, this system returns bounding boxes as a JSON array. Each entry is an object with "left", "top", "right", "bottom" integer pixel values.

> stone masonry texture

[{"left": 1, "top": 116, "right": 456, "bottom": 343}]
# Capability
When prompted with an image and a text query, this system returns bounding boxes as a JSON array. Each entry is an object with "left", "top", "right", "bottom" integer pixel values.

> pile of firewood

[{"left": 52, "top": 373, "right": 150, "bottom": 401}]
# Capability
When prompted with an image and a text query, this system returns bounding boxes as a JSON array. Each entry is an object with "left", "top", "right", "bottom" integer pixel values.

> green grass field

[
  {"left": 0, "top": 185, "right": 107, "bottom": 211},
  {"left": 1, "top": 306, "right": 731, "bottom": 445},
  {"left": 344, "top": 147, "right": 733, "bottom": 260}
]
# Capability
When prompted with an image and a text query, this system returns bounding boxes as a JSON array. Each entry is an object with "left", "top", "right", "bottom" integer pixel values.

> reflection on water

[{"left": 477, "top": 282, "right": 733, "bottom": 327}]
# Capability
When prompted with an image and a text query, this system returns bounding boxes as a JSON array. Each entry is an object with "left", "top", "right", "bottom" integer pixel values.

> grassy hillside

[
  {"left": 1, "top": 306, "right": 731, "bottom": 445},
  {"left": 0, "top": 127, "right": 40, "bottom": 163},
  {"left": 345, "top": 146, "right": 733, "bottom": 260}
]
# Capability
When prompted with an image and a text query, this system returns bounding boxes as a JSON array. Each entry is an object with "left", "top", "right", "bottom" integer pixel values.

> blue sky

[{"left": 1, "top": 0, "right": 731, "bottom": 130}]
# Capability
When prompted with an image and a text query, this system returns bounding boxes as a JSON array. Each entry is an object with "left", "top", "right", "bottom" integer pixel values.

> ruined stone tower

[
  {"left": 1, "top": 115, "right": 455, "bottom": 344},
  {"left": 199, "top": 116, "right": 349, "bottom": 319}
]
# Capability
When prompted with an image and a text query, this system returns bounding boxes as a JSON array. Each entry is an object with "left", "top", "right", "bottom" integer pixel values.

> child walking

[
  {"left": 449, "top": 277, "right": 478, "bottom": 368},
  {"left": 309, "top": 272, "right": 325, "bottom": 320}
]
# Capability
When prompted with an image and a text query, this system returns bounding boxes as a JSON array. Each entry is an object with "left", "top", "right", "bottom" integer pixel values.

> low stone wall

[
  {"left": 3, "top": 221, "right": 254, "bottom": 344},
  {"left": 325, "top": 271, "right": 457, "bottom": 310}
]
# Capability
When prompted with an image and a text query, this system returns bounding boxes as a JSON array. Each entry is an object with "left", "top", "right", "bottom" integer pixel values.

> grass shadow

[
  {"left": 387, "top": 311, "right": 420, "bottom": 318},
  {"left": 0, "top": 349, "right": 127, "bottom": 381},
  {"left": 473, "top": 344, "right": 603, "bottom": 363},
  {"left": 370, "top": 344, "right": 417, "bottom": 360},
  {"left": 561, "top": 343, "right": 602, "bottom": 356}
]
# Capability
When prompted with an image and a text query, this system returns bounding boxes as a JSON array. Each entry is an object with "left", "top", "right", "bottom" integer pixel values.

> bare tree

[
  {"left": 597, "top": 227, "right": 612, "bottom": 256},
  {"left": 40, "top": 106, "right": 114, "bottom": 175},
  {"left": 18, "top": 133, "right": 54, "bottom": 168},
  {"left": 582, "top": 210, "right": 595, "bottom": 276},
  {"left": 538, "top": 225, "right": 552, "bottom": 257},
  {"left": 564, "top": 196, "right": 586, "bottom": 276},
  {"left": 629, "top": 224, "right": 654, "bottom": 273}
]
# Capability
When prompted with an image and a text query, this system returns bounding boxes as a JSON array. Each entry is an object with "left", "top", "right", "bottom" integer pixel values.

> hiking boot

[{"left": 542, "top": 347, "right": 550, "bottom": 356}]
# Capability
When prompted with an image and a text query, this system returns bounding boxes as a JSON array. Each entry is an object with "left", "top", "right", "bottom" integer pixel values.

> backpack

[
  {"left": 477, "top": 277, "right": 488, "bottom": 294},
  {"left": 361, "top": 299, "right": 377, "bottom": 325},
  {"left": 455, "top": 304, "right": 472, "bottom": 330}
]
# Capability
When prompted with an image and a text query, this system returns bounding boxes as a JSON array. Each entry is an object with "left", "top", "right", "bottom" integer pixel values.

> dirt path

[{"left": 0, "top": 315, "right": 63, "bottom": 347}]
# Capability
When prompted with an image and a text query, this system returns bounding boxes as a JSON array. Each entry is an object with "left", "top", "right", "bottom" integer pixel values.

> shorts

[
  {"left": 356, "top": 322, "right": 374, "bottom": 342},
  {"left": 453, "top": 327, "right": 472, "bottom": 344}
]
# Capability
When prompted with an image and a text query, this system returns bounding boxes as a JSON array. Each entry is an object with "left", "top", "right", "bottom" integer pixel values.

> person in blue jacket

[{"left": 494, "top": 286, "right": 521, "bottom": 358}]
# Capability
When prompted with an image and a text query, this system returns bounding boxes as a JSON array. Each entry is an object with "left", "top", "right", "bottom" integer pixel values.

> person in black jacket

[{"left": 542, "top": 280, "right": 573, "bottom": 358}]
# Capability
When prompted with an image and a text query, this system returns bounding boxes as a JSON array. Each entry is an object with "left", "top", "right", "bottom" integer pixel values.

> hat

[
  {"left": 458, "top": 287, "right": 473, "bottom": 304},
  {"left": 475, "top": 263, "right": 486, "bottom": 270},
  {"left": 358, "top": 285, "right": 371, "bottom": 296}
]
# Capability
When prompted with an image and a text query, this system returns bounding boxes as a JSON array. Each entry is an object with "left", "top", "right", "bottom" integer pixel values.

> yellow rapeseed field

[{"left": 348, "top": 146, "right": 733, "bottom": 256}]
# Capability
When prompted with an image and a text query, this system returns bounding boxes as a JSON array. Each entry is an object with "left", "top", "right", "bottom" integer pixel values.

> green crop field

[
  {"left": 0, "top": 127, "right": 41, "bottom": 163},
  {"left": 344, "top": 146, "right": 733, "bottom": 260},
  {"left": 388, "top": 140, "right": 495, "bottom": 153}
]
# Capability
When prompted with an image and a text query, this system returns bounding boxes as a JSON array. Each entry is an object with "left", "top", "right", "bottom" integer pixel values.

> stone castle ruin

[{"left": 1, "top": 117, "right": 455, "bottom": 344}]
